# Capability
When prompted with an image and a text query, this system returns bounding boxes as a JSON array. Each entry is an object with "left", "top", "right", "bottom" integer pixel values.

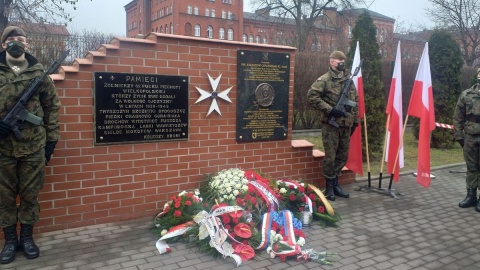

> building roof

[
  {"left": 340, "top": 8, "right": 395, "bottom": 22},
  {"left": 243, "top": 12, "right": 296, "bottom": 26},
  {"left": 12, "top": 22, "right": 70, "bottom": 36}
]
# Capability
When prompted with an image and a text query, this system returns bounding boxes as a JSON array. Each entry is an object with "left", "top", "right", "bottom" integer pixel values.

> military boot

[
  {"left": 458, "top": 188, "right": 477, "bottom": 208},
  {"left": 325, "top": 177, "right": 335, "bottom": 201},
  {"left": 19, "top": 224, "right": 39, "bottom": 259},
  {"left": 1, "top": 225, "right": 18, "bottom": 264},
  {"left": 333, "top": 176, "right": 350, "bottom": 198}
]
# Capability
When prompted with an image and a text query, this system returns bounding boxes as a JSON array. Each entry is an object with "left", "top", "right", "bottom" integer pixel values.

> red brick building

[{"left": 124, "top": 0, "right": 395, "bottom": 57}]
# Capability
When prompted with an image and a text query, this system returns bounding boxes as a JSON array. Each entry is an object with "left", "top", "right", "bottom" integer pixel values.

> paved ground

[{"left": 2, "top": 164, "right": 480, "bottom": 270}]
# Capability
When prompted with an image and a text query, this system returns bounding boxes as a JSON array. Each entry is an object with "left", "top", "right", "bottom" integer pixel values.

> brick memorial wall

[{"left": 15, "top": 33, "right": 355, "bottom": 235}]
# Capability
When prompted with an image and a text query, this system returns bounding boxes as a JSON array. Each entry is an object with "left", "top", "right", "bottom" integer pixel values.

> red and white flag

[
  {"left": 385, "top": 42, "right": 404, "bottom": 181},
  {"left": 407, "top": 43, "right": 435, "bottom": 188},
  {"left": 346, "top": 41, "right": 364, "bottom": 175}
]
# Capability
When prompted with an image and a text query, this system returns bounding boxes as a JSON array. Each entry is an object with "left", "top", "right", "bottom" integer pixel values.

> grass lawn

[{"left": 293, "top": 130, "right": 465, "bottom": 175}]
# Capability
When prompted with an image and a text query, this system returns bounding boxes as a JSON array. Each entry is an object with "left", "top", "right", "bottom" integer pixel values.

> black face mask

[
  {"left": 6, "top": 41, "right": 25, "bottom": 58},
  {"left": 337, "top": 62, "right": 345, "bottom": 71}
]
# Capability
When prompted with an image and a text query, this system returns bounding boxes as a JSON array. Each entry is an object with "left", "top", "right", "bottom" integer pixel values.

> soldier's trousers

[
  {"left": 322, "top": 124, "right": 351, "bottom": 179},
  {"left": 464, "top": 133, "right": 480, "bottom": 189},
  {"left": 0, "top": 149, "right": 45, "bottom": 228}
]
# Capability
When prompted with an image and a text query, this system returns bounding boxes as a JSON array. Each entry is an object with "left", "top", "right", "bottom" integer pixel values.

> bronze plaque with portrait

[
  {"left": 94, "top": 72, "right": 188, "bottom": 144},
  {"left": 236, "top": 50, "right": 290, "bottom": 142}
]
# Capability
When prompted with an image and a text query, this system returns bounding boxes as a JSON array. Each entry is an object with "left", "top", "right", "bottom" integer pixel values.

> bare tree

[
  {"left": 248, "top": 0, "right": 365, "bottom": 51},
  {"left": 0, "top": 0, "right": 89, "bottom": 31},
  {"left": 427, "top": 0, "right": 480, "bottom": 66}
]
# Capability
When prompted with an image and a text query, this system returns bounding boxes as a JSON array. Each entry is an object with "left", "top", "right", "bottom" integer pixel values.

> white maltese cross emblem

[{"left": 195, "top": 73, "right": 233, "bottom": 116}]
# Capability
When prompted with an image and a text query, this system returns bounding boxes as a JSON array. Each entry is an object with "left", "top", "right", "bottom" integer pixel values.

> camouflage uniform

[
  {"left": 453, "top": 82, "right": 480, "bottom": 188},
  {"left": 0, "top": 51, "right": 61, "bottom": 227},
  {"left": 307, "top": 67, "right": 359, "bottom": 179}
]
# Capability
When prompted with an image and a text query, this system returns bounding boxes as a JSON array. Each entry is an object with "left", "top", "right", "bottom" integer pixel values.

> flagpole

[
  {"left": 362, "top": 113, "right": 371, "bottom": 186},
  {"left": 388, "top": 115, "right": 409, "bottom": 191},
  {"left": 379, "top": 114, "right": 391, "bottom": 189}
]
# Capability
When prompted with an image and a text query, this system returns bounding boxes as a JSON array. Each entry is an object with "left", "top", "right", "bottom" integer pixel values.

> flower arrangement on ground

[
  {"left": 274, "top": 179, "right": 341, "bottom": 226},
  {"left": 154, "top": 168, "right": 339, "bottom": 267}
]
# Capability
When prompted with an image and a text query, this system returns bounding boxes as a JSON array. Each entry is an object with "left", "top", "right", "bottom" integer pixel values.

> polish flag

[
  {"left": 406, "top": 43, "right": 435, "bottom": 188},
  {"left": 346, "top": 41, "right": 364, "bottom": 176},
  {"left": 385, "top": 42, "right": 404, "bottom": 181}
]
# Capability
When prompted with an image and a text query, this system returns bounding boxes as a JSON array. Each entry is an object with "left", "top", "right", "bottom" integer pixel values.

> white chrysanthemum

[
  {"left": 194, "top": 189, "right": 200, "bottom": 195},
  {"left": 233, "top": 190, "right": 239, "bottom": 196},
  {"left": 226, "top": 187, "right": 232, "bottom": 193},
  {"left": 229, "top": 194, "right": 235, "bottom": 200},
  {"left": 161, "top": 229, "right": 168, "bottom": 236},
  {"left": 276, "top": 180, "right": 281, "bottom": 185},
  {"left": 279, "top": 188, "right": 287, "bottom": 194},
  {"left": 223, "top": 194, "right": 228, "bottom": 198},
  {"left": 178, "top": 191, "right": 187, "bottom": 196},
  {"left": 242, "top": 185, "right": 248, "bottom": 192},
  {"left": 235, "top": 183, "right": 241, "bottom": 189},
  {"left": 242, "top": 179, "right": 248, "bottom": 184},
  {"left": 297, "top": 237, "right": 305, "bottom": 246}
]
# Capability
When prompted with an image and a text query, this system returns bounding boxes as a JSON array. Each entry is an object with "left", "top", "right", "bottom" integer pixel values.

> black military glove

[
  {"left": 350, "top": 123, "right": 358, "bottom": 136},
  {"left": 45, "top": 141, "right": 57, "bottom": 165},
  {"left": 329, "top": 108, "right": 346, "bottom": 118},
  {"left": 0, "top": 120, "right": 12, "bottom": 138},
  {"left": 457, "top": 139, "right": 464, "bottom": 148}
]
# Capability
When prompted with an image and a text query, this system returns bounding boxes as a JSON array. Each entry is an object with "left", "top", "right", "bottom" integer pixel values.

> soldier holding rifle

[
  {"left": 0, "top": 26, "right": 61, "bottom": 264},
  {"left": 307, "top": 51, "right": 359, "bottom": 201}
]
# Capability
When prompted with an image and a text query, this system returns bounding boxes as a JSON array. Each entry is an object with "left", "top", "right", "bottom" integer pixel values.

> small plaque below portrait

[
  {"left": 236, "top": 50, "right": 290, "bottom": 142},
  {"left": 94, "top": 72, "right": 188, "bottom": 144}
]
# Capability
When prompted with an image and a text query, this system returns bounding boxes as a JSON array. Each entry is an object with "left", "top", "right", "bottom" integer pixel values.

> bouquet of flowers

[
  {"left": 154, "top": 190, "right": 203, "bottom": 238},
  {"left": 274, "top": 179, "right": 341, "bottom": 226}
]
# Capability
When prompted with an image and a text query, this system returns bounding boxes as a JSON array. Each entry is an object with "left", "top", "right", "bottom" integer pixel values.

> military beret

[
  {"left": 329, "top": 51, "right": 346, "bottom": 59},
  {"left": 1, "top": 26, "right": 26, "bottom": 43}
]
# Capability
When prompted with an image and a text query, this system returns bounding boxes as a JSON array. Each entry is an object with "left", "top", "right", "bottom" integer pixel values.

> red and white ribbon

[
  {"left": 156, "top": 221, "right": 195, "bottom": 254},
  {"left": 435, "top": 122, "right": 454, "bottom": 129},
  {"left": 249, "top": 181, "right": 279, "bottom": 211}
]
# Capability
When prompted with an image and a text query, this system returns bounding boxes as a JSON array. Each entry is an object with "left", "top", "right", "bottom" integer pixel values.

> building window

[
  {"left": 170, "top": 22, "right": 173, "bottom": 34},
  {"left": 249, "top": 34, "right": 254, "bottom": 43},
  {"left": 228, "top": 28, "right": 234, "bottom": 40},
  {"left": 165, "top": 24, "right": 168, "bottom": 33},
  {"left": 160, "top": 26, "right": 163, "bottom": 33},
  {"left": 187, "top": 5, "right": 192, "bottom": 14},
  {"left": 205, "top": 8, "right": 210, "bottom": 17},
  {"left": 242, "top": 34, "right": 247, "bottom": 42},
  {"left": 219, "top": 28, "right": 225, "bottom": 39},
  {"left": 263, "top": 36, "right": 267, "bottom": 44},
  {"left": 211, "top": 9, "right": 215, "bottom": 17},
  {"left": 256, "top": 35, "right": 260, "bottom": 43},
  {"left": 228, "top": 11, "right": 232, "bottom": 19},
  {"left": 222, "top": 10, "right": 226, "bottom": 19},
  {"left": 194, "top": 24, "right": 201, "bottom": 36},
  {"left": 194, "top": 6, "right": 198, "bottom": 15},
  {"left": 207, "top": 25, "right": 213, "bottom": 38},
  {"left": 222, "top": 0, "right": 232, "bottom": 3}
]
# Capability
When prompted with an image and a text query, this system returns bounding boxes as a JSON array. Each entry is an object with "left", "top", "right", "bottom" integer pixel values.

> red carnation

[
  {"left": 247, "top": 185, "right": 256, "bottom": 194},
  {"left": 174, "top": 201, "right": 181, "bottom": 208},
  {"left": 300, "top": 196, "right": 306, "bottom": 202},
  {"left": 236, "top": 197, "right": 245, "bottom": 206},
  {"left": 174, "top": 210, "right": 182, "bottom": 217},
  {"left": 299, "top": 207, "right": 304, "bottom": 212},
  {"left": 222, "top": 215, "right": 231, "bottom": 224},
  {"left": 289, "top": 194, "right": 296, "bottom": 201},
  {"left": 250, "top": 197, "right": 257, "bottom": 204},
  {"left": 318, "top": 206, "right": 325, "bottom": 213},
  {"left": 232, "top": 217, "right": 240, "bottom": 224},
  {"left": 186, "top": 192, "right": 193, "bottom": 198},
  {"left": 244, "top": 194, "right": 252, "bottom": 201},
  {"left": 299, "top": 186, "right": 305, "bottom": 193},
  {"left": 185, "top": 201, "right": 192, "bottom": 206},
  {"left": 309, "top": 194, "right": 316, "bottom": 200}
]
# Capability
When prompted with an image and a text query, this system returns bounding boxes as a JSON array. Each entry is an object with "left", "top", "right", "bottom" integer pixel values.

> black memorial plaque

[
  {"left": 94, "top": 72, "right": 188, "bottom": 144},
  {"left": 236, "top": 50, "right": 290, "bottom": 142}
]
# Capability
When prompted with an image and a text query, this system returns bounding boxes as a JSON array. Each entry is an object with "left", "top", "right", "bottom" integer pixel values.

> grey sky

[{"left": 64, "top": 0, "right": 433, "bottom": 36}]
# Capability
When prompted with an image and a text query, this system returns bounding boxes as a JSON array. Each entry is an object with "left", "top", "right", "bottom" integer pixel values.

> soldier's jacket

[
  {"left": 307, "top": 67, "right": 359, "bottom": 127},
  {"left": 453, "top": 84, "right": 480, "bottom": 140},
  {"left": 0, "top": 51, "right": 60, "bottom": 158}
]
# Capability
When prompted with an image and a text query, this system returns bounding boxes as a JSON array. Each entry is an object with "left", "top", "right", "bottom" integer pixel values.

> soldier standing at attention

[
  {"left": 0, "top": 26, "right": 60, "bottom": 264},
  {"left": 307, "top": 51, "right": 358, "bottom": 201},
  {"left": 453, "top": 68, "right": 480, "bottom": 212}
]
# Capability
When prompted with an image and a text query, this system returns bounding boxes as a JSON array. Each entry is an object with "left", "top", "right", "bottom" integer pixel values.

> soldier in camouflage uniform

[
  {"left": 453, "top": 68, "right": 480, "bottom": 212},
  {"left": 307, "top": 51, "right": 359, "bottom": 201},
  {"left": 0, "top": 26, "right": 60, "bottom": 264}
]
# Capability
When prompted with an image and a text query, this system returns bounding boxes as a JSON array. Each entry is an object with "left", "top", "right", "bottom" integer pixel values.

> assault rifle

[
  {"left": 2, "top": 50, "right": 69, "bottom": 140},
  {"left": 328, "top": 59, "right": 363, "bottom": 128}
]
